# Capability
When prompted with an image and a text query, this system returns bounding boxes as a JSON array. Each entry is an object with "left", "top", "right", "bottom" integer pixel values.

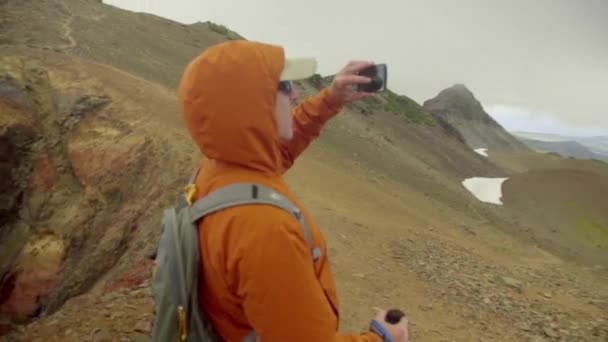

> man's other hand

[{"left": 372, "top": 307, "right": 409, "bottom": 342}]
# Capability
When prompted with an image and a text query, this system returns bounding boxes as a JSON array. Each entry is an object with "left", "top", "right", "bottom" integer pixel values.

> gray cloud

[
  {"left": 105, "top": 0, "right": 608, "bottom": 134},
  {"left": 486, "top": 104, "right": 608, "bottom": 136}
]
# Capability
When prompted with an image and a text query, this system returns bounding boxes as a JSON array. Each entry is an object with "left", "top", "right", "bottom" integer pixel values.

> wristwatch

[{"left": 370, "top": 319, "right": 393, "bottom": 342}]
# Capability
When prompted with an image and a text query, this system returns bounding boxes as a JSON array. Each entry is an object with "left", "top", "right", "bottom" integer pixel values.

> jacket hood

[{"left": 178, "top": 40, "right": 286, "bottom": 174}]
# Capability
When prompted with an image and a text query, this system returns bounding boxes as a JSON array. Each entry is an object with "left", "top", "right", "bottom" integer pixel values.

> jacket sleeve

[
  {"left": 235, "top": 209, "right": 383, "bottom": 342},
  {"left": 279, "top": 87, "right": 344, "bottom": 173}
]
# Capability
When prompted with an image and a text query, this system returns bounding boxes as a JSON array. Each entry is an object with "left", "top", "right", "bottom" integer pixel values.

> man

[{"left": 178, "top": 40, "right": 409, "bottom": 342}]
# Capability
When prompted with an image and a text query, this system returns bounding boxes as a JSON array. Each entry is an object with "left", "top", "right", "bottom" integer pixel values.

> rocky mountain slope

[
  {"left": 0, "top": 0, "right": 239, "bottom": 88},
  {"left": 503, "top": 166, "right": 608, "bottom": 263},
  {"left": 423, "top": 84, "right": 530, "bottom": 152},
  {"left": 1, "top": 0, "right": 606, "bottom": 341}
]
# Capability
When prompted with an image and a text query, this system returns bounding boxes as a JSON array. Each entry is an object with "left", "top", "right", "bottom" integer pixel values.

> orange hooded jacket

[{"left": 178, "top": 40, "right": 383, "bottom": 342}]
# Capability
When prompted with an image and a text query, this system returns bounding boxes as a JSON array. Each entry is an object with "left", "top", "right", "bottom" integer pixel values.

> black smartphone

[{"left": 357, "top": 63, "right": 387, "bottom": 93}]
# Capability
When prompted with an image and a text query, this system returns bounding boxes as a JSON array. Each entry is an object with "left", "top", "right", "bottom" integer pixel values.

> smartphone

[{"left": 357, "top": 63, "right": 387, "bottom": 93}]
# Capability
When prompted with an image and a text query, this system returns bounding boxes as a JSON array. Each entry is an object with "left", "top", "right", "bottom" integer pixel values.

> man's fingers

[
  {"left": 336, "top": 74, "right": 372, "bottom": 86},
  {"left": 344, "top": 60, "right": 374, "bottom": 74}
]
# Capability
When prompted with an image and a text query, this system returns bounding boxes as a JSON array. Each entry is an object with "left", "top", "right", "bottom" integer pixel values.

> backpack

[{"left": 150, "top": 168, "right": 322, "bottom": 342}]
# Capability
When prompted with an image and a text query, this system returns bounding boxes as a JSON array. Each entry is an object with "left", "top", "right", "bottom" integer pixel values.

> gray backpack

[{"left": 150, "top": 169, "right": 321, "bottom": 342}]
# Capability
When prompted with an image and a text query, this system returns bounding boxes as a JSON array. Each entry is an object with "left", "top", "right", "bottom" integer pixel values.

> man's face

[{"left": 274, "top": 81, "right": 299, "bottom": 142}]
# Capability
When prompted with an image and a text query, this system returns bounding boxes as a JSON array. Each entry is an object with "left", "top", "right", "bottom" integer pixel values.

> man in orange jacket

[{"left": 178, "top": 40, "right": 409, "bottom": 342}]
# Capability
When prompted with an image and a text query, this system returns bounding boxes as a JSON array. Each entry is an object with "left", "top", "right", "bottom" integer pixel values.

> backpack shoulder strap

[{"left": 189, "top": 183, "right": 321, "bottom": 261}]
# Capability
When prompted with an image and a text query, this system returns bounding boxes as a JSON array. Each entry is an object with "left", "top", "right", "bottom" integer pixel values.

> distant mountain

[
  {"left": 422, "top": 84, "right": 530, "bottom": 152},
  {"left": 512, "top": 132, "right": 608, "bottom": 160},
  {"left": 510, "top": 132, "right": 571, "bottom": 142},
  {"left": 577, "top": 136, "right": 608, "bottom": 159},
  {"left": 516, "top": 137, "right": 599, "bottom": 160}
]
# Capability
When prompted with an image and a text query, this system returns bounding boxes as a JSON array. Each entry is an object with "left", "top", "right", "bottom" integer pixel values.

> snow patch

[
  {"left": 462, "top": 177, "right": 508, "bottom": 205},
  {"left": 474, "top": 148, "right": 488, "bottom": 157}
]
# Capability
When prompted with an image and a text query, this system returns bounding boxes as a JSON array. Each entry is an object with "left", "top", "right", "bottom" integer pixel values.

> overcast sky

[{"left": 105, "top": 0, "right": 607, "bottom": 136}]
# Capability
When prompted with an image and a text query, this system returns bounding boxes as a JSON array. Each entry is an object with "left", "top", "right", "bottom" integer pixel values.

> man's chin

[{"left": 278, "top": 134, "right": 294, "bottom": 144}]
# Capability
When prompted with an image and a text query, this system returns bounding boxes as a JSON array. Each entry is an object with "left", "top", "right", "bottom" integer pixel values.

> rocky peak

[
  {"left": 422, "top": 84, "right": 530, "bottom": 151},
  {"left": 423, "top": 83, "right": 498, "bottom": 125}
]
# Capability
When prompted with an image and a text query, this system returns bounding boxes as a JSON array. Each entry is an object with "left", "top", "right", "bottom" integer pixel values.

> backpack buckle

[
  {"left": 178, "top": 306, "right": 188, "bottom": 341},
  {"left": 184, "top": 184, "right": 197, "bottom": 207}
]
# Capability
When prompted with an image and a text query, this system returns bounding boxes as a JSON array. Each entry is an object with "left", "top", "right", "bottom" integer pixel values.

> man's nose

[
  {"left": 289, "top": 88, "right": 299, "bottom": 101},
  {"left": 289, "top": 88, "right": 299, "bottom": 104}
]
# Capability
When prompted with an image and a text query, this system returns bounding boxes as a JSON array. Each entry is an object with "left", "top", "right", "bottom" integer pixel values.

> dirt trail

[
  {"left": 58, "top": 16, "right": 76, "bottom": 50},
  {"left": 55, "top": 0, "right": 77, "bottom": 50}
]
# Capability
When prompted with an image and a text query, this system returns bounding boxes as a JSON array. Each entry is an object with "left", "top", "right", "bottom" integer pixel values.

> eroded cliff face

[
  {"left": 1, "top": 74, "right": 42, "bottom": 326},
  {"left": 0, "top": 56, "right": 164, "bottom": 329}
]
